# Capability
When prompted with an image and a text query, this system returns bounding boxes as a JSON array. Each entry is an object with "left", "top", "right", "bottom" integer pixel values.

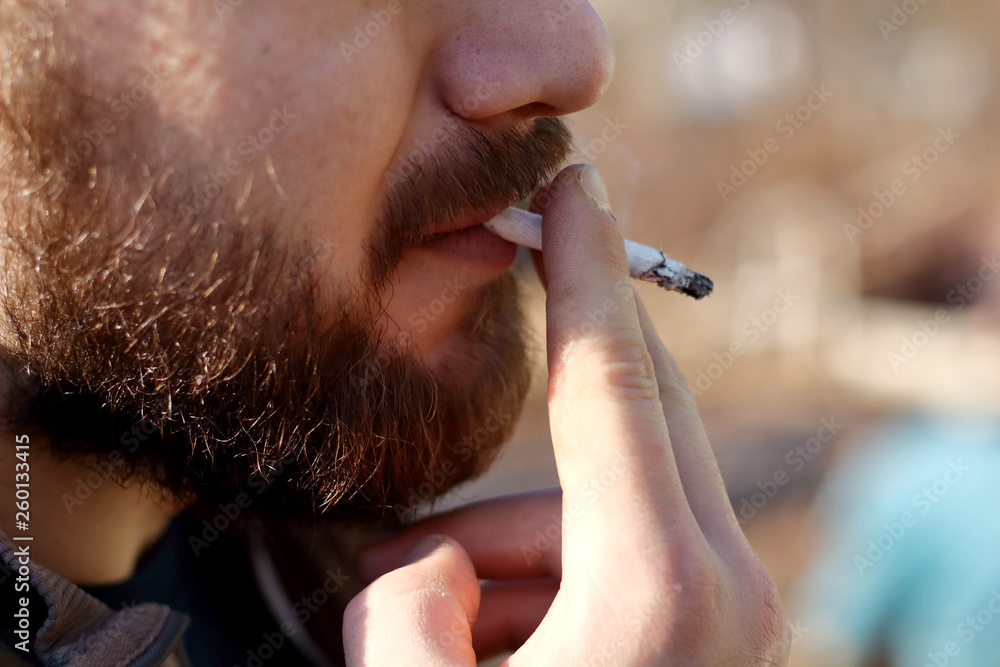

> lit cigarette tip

[
  {"left": 648, "top": 266, "right": 714, "bottom": 300},
  {"left": 484, "top": 207, "right": 714, "bottom": 300},
  {"left": 684, "top": 272, "right": 715, "bottom": 300}
]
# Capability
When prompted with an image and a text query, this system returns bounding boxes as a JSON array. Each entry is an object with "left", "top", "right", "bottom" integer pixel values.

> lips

[
  {"left": 415, "top": 201, "right": 520, "bottom": 270},
  {"left": 423, "top": 202, "right": 513, "bottom": 239}
]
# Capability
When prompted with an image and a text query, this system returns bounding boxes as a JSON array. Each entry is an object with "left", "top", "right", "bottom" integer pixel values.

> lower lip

[{"left": 416, "top": 225, "right": 517, "bottom": 269}]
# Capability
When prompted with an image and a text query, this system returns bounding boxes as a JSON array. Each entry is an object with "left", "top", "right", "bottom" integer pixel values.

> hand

[{"left": 343, "top": 164, "right": 789, "bottom": 666}]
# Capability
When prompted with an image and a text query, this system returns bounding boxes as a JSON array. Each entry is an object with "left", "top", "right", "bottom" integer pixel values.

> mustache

[{"left": 367, "top": 115, "right": 575, "bottom": 284}]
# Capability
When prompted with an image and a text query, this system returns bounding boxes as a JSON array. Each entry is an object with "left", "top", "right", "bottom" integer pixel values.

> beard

[{"left": 0, "top": 18, "right": 574, "bottom": 525}]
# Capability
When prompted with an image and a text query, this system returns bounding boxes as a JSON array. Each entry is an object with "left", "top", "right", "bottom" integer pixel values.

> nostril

[{"left": 507, "top": 101, "right": 555, "bottom": 123}]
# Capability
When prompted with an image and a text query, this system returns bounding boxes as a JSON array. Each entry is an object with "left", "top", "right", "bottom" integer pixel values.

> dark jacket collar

[{"left": 0, "top": 527, "right": 191, "bottom": 666}]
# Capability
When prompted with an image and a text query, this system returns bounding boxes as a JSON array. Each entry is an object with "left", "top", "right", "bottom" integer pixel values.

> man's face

[{"left": 0, "top": 0, "right": 613, "bottom": 521}]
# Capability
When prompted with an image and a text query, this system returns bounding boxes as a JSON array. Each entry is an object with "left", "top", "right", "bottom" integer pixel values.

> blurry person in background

[
  {"left": 0, "top": 1, "right": 788, "bottom": 665},
  {"left": 792, "top": 416, "right": 1000, "bottom": 667}
]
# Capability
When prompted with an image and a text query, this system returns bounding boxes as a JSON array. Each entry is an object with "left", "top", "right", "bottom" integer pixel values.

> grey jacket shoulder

[
  {"left": 0, "top": 527, "right": 191, "bottom": 667},
  {"left": 0, "top": 517, "right": 373, "bottom": 667}
]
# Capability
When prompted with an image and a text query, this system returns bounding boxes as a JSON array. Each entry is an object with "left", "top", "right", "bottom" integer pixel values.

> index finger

[{"left": 534, "top": 164, "right": 696, "bottom": 536}]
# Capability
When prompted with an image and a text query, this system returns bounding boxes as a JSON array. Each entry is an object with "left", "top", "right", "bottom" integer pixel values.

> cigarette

[{"left": 484, "top": 207, "right": 714, "bottom": 299}]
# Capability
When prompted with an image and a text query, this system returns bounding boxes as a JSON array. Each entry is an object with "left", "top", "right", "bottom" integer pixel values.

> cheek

[
  {"left": 266, "top": 95, "right": 408, "bottom": 290},
  {"left": 220, "top": 13, "right": 419, "bottom": 304},
  {"left": 153, "top": 20, "right": 419, "bottom": 303},
  {"left": 69, "top": 0, "right": 433, "bottom": 338}
]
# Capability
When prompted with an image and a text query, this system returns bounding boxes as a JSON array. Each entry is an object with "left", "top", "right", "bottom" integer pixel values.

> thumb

[{"left": 343, "top": 535, "right": 480, "bottom": 667}]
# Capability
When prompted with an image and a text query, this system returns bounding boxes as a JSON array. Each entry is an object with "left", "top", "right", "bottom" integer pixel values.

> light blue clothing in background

[{"left": 794, "top": 414, "right": 1000, "bottom": 667}]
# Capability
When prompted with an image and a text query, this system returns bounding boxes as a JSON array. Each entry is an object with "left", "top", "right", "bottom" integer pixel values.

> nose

[{"left": 431, "top": 1, "right": 615, "bottom": 125}]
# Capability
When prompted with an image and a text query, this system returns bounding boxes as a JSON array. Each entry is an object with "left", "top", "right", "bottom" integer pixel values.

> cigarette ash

[{"left": 639, "top": 252, "right": 714, "bottom": 300}]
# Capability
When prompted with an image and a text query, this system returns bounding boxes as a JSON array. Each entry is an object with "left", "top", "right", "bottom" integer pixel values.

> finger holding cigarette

[
  {"left": 485, "top": 188, "right": 713, "bottom": 299},
  {"left": 498, "top": 164, "right": 782, "bottom": 665}
]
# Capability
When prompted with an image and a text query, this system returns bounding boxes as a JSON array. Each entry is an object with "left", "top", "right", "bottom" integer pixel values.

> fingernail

[
  {"left": 579, "top": 164, "right": 613, "bottom": 215},
  {"left": 402, "top": 534, "right": 445, "bottom": 565}
]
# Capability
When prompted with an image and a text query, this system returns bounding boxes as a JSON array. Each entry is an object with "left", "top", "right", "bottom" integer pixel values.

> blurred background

[{"left": 446, "top": 0, "right": 1000, "bottom": 664}]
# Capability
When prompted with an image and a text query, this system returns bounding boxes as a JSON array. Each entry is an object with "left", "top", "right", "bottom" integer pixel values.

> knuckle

[
  {"left": 601, "top": 355, "right": 661, "bottom": 401},
  {"left": 722, "top": 547, "right": 787, "bottom": 663},
  {"left": 647, "top": 549, "right": 726, "bottom": 658},
  {"left": 551, "top": 329, "right": 662, "bottom": 404},
  {"left": 592, "top": 332, "right": 659, "bottom": 395},
  {"left": 671, "top": 550, "right": 726, "bottom": 625},
  {"left": 646, "top": 546, "right": 785, "bottom": 664},
  {"left": 742, "top": 557, "right": 787, "bottom": 662},
  {"left": 652, "top": 543, "right": 724, "bottom": 616}
]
